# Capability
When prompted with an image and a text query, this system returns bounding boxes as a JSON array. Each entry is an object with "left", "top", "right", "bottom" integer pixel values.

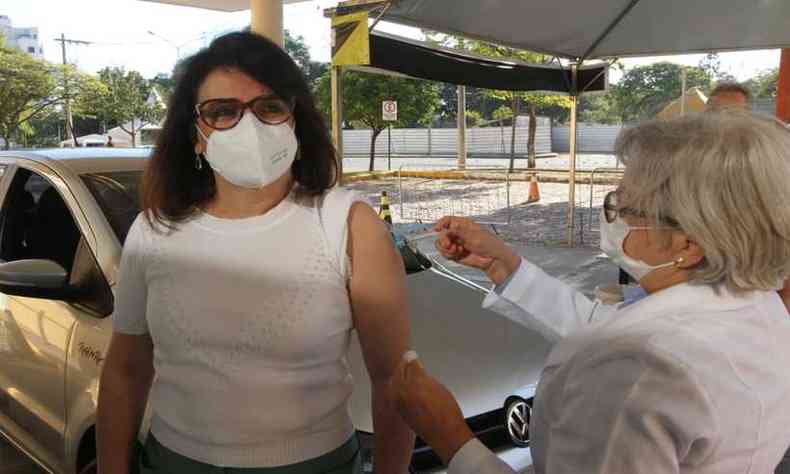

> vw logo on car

[{"left": 505, "top": 398, "right": 531, "bottom": 447}]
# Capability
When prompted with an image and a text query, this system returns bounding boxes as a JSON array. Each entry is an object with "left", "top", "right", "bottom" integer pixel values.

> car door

[{"left": 0, "top": 163, "right": 90, "bottom": 471}]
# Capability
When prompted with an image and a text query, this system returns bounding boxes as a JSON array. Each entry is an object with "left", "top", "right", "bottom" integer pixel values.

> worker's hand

[
  {"left": 434, "top": 216, "right": 521, "bottom": 285},
  {"left": 388, "top": 352, "right": 475, "bottom": 465}
]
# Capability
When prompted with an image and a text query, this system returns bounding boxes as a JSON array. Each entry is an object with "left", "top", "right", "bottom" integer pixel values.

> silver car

[{"left": 0, "top": 149, "right": 551, "bottom": 474}]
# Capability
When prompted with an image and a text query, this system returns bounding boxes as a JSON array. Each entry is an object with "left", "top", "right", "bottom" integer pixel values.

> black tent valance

[{"left": 366, "top": 32, "right": 608, "bottom": 94}]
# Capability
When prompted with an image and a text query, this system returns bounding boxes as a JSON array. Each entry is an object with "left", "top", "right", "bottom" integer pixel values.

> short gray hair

[{"left": 615, "top": 111, "right": 790, "bottom": 293}]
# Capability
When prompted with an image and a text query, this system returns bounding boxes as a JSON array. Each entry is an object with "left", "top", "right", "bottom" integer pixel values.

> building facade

[{"left": 0, "top": 15, "right": 44, "bottom": 57}]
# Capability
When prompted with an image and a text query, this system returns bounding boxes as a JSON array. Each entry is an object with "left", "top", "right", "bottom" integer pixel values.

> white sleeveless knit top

[{"left": 112, "top": 187, "right": 362, "bottom": 467}]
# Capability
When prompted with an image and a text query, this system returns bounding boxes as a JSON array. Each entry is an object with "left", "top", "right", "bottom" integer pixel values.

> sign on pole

[{"left": 382, "top": 100, "right": 398, "bottom": 121}]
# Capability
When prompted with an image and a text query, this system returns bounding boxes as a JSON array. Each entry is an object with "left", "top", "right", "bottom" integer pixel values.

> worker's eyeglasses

[
  {"left": 195, "top": 95, "right": 295, "bottom": 131},
  {"left": 603, "top": 191, "right": 677, "bottom": 226}
]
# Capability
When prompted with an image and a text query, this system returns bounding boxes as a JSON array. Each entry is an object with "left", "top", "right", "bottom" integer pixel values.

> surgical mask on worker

[
  {"left": 197, "top": 113, "right": 298, "bottom": 189},
  {"left": 599, "top": 209, "right": 677, "bottom": 281}
]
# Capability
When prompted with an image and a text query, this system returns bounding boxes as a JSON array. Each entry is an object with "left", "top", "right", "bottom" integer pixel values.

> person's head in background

[{"left": 707, "top": 82, "right": 751, "bottom": 110}]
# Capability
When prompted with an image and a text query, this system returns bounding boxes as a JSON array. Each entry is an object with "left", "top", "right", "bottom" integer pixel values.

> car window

[
  {"left": 80, "top": 173, "right": 434, "bottom": 275},
  {"left": 81, "top": 171, "right": 142, "bottom": 245},
  {"left": 0, "top": 169, "right": 82, "bottom": 273}
]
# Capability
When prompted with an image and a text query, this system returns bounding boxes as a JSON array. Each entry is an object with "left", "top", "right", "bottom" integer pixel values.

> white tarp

[{"left": 383, "top": 0, "right": 790, "bottom": 61}]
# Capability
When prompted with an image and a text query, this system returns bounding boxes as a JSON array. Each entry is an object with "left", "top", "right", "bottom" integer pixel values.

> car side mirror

[
  {"left": 0, "top": 259, "right": 70, "bottom": 299},
  {"left": 396, "top": 238, "right": 433, "bottom": 274}
]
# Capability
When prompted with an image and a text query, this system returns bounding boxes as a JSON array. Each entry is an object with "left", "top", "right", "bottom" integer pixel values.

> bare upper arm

[
  {"left": 103, "top": 332, "right": 154, "bottom": 381},
  {"left": 347, "top": 202, "right": 411, "bottom": 383}
]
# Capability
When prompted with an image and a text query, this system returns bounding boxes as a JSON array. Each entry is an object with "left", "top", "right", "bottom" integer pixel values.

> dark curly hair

[{"left": 142, "top": 31, "right": 338, "bottom": 227}]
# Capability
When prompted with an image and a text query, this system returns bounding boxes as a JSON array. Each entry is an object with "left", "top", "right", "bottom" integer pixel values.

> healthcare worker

[{"left": 389, "top": 111, "right": 790, "bottom": 474}]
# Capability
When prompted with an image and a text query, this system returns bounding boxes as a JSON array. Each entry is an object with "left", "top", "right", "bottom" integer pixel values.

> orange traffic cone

[{"left": 527, "top": 174, "right": 540, "bottom": 203}]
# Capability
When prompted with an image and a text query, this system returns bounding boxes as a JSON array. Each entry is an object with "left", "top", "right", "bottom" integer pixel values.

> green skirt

[{"left": 136, "top": 434, "right": 361, "bottom": 474}]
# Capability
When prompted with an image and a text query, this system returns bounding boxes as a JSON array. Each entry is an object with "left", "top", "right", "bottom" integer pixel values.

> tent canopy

[
  {"left": 139, "top": 0, "right": 308, "bottom": 12},
  {"left": 380, "top": 0, "right": 790, "bottom": 61},
  {"left": 364, "top": 32, "right": 608, "bottom": 93}
]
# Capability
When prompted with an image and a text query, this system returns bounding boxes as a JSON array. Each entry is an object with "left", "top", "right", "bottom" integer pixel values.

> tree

[
  {"left": 699, "top": 53, "right": 736, "bottom": 83},
  {"left": 317, "top": 70, "right": 440, "bottom": 171},
  {"left": 745, "top": 68, "right": 779, "bottom": 98},
  {"left": 93, "top": 68, "right": 165, "bottom": 147},
  {"left": 465, "top": 110, "right": 482, "bottom": 127},
  {"left": 283, "top": 29, "right": 328, "bottom": 91},
  {"left": 150, "top": 72, "right": 176, "bottom": 103},
  {"left": 0, "top": 47, "right": 104, "bottom": 149},
  {"left": 450, "top": 38, "right": 572, "bottom": 169},
  {"left": 610, "top": 62, "right": 712, "bottom": 122},
  {"left": 578, "top": 93, "right": 621, "bottom": 124}
]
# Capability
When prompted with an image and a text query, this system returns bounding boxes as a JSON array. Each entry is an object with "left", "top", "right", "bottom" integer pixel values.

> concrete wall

[{"left": 341, "top": 117, "right": 552, "bottom": 158}]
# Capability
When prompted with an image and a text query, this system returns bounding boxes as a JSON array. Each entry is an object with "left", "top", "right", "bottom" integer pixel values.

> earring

[
  {"left": 195, "top": 153, "right": 203, "bottom": 170},
  {"left": 675, "top": 257, "right": 685, "bottom": 266}
]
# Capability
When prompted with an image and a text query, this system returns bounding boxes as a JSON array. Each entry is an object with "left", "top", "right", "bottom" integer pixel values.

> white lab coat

[{"left": 447, "top": 259, "right": 790, "bottom": 474}]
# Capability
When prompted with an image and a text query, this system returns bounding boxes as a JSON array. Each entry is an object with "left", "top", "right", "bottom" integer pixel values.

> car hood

[{"left": 348, "top": 266, "right": 552, "bottom": 433}]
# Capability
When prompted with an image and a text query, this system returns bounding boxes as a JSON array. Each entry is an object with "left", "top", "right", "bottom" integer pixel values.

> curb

[{"left": 342, "top": 169, "right": 622, "bottom": 186}]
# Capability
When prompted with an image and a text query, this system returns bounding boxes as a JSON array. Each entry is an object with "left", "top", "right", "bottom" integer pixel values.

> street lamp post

[{"left": 147, "top": 30, "right": 201, "bottom": 59}]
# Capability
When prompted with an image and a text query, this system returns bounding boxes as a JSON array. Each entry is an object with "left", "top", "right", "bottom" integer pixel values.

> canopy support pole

[
  {"left": 458, "top": 85, "right": 467, "bottom": 169},
  {"left": 251, "top": 0, "right": 284, "bottom": 46},
  {"left": 566, "top": 63, "right": 579, "bottom": 246},
  {"left": 777, "top": 49, "right": 790, "bottom": 123},
  {"left": 331, "top": 66, "right": 345, "bottom": 180}
]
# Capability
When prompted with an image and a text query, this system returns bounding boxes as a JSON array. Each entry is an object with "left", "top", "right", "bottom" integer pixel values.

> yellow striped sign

[{"left": 331, "top": 11, "right": 370, "bottom": 66}]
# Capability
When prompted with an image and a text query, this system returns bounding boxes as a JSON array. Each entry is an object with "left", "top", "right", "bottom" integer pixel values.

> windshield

[{"left": 81, "top": 171, "right": 142, "bottom": 244}]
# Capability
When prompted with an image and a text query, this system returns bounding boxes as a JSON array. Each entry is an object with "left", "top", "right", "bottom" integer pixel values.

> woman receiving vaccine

[{"left": 97, "top": 32, "right": 413, "bottom": 474}]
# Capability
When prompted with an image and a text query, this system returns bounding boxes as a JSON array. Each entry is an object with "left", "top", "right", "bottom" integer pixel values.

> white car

[{"left": 0, "top": 148, "right": 551, "bottom": 474}]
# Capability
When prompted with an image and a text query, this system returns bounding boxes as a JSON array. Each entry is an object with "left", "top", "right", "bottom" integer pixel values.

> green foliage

[
  {"left": 698, "top": 53, "right": 736, "bottom": 83},
  {"left": 93, "top": 67, "right": 165, "bottom": 146},
  {"left": 610, "top": 62, "right": 712, "bottom": 122},
  {"left": 578, "top": 93, "right": 620, "bottom": 124},
  {"left": 491, "top": 105, "right": 512, "bottom": 122},
  {"left": 284, "top": 29, "right": 328, "bottom": 91},
  {"left": 744, "top": 68, "right": 779, "bottom": 98},
  {"left": 150, "top": 72, "right": 176, "bottom": 103},
  {"left": 317, "top": 70, "right": 440, "bottom": 170},
  {"left": 464, "top": 110, "right": 482, "bottom": 126},
  {"left": 0, "top": 47, "right": 104, "bottom": 149},
  {"left": 0, "top": 47, "right": 56, "bottom": 148}
]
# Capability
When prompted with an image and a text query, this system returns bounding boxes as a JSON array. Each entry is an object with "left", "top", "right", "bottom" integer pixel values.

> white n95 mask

[
  {"left": 197, "top": 113, "right": 298, "bottom": 189},
  {"left": 599, "top": 208, "right": 676, "bottom": 281}
]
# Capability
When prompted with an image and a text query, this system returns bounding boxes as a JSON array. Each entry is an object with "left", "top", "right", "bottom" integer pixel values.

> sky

[{"left": 2, "top": 0, "right": 782, "bottom": 83}]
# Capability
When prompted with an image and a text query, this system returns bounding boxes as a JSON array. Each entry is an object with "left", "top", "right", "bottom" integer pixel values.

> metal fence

[
  {"left": 576, "top": 168, "right": 623, "bottom": 247},
  {"left": 395, "top": 165, "right": 518, "bottom": 225},
  {"left": 552, "top": 124, "right": 626, "bottom": 153}
]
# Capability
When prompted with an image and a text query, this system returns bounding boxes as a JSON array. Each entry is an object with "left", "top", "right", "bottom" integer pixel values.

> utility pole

[{"left": 54, "top": 34, "right": 91, "bottom": 146}]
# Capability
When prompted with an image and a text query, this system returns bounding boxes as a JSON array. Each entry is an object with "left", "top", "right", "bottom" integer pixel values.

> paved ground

[
  {"left": 349, "top": 178, "right": 617, "bottom": 248},
  {"left": 342, "top": 153, "right": 620, "bottom": 173}
]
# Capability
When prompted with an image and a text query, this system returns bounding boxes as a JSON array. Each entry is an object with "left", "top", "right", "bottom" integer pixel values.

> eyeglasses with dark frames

[
  {"left": 195, "top": 94, "right": 295, "bottom": 131},
  {"left": 603, "top": 191, "right": 677, "bottom": 226}
]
